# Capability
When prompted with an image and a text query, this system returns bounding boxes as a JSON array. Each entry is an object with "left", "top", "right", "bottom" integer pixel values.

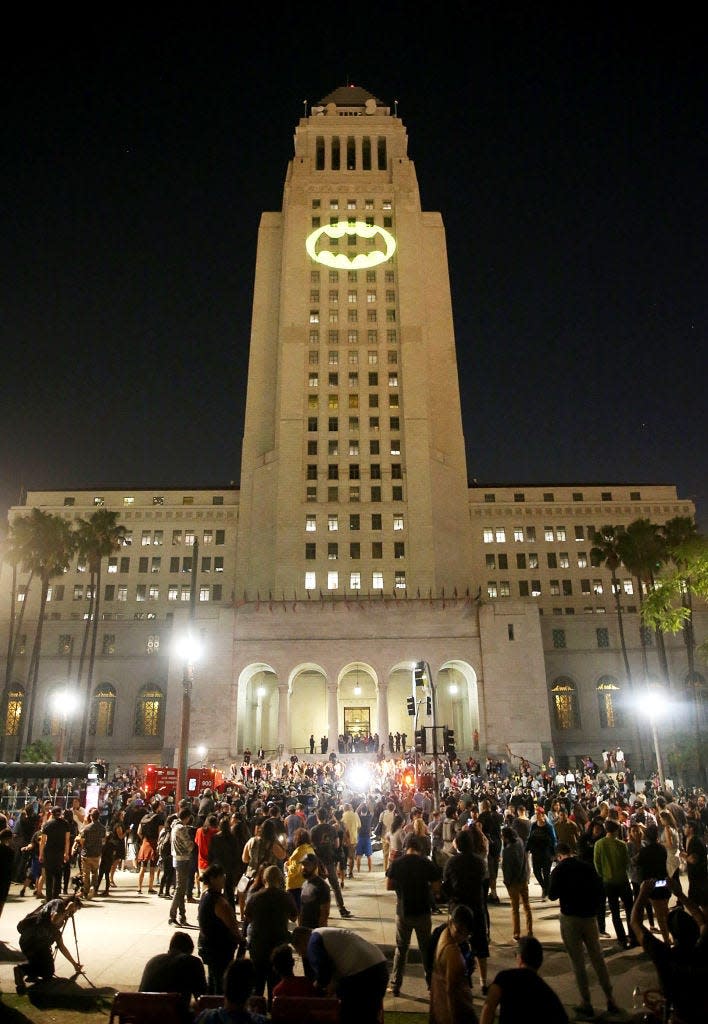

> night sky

[{"left": 2, "top": 8, "right": 706, "bottom": 528}]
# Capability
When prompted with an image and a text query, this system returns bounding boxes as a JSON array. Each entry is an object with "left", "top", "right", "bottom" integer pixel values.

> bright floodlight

[
  {"left": 349, "top": 763, "right": 370, "bottom": 790},
  {"left": 257, "top": 686, "right": 266, "bottom": 698},
  {"left": 175, "top": 633, "right": 202, "bottom": 663},
  {"left": 353, "top": 685, "right": 362, "bottom": 696},
  {"left": 643, "top": 688, "right": 667, "bottom": 718},
  {"left": 51, "top": 690, "right": 80, "bottom": 715},
  {"left": 448, "top": 683, "right": 459, "bottom": 696}
]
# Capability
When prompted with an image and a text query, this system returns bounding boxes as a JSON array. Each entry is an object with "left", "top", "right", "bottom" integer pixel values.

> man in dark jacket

[
  {"left": 501, "top": 826, "right": 532, "bottom": 941},
  {"left": 386, "top": 833, "right": 442, "bottom": 994},
  {"left": 139, "top": 930, "right": 207, "bottom": 1021},
  {"left": 547, "top": 843, "right": 619, "bottom": 1020}
]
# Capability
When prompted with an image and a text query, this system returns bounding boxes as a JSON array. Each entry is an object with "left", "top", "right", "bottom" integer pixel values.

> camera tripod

[{"left": 55, "top": 907, "right": 97, "bottom": 989}]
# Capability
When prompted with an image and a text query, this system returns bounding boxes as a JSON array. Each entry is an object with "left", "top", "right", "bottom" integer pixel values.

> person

[
  {"left": 635, "top": 823, "right": 671, "bottom": 943},
  {"left": 0, "top": 827, "right": 14, "bottom": 918},
  {"left": 244, "top": 864, "right": 297, "bottom": 1001},
  {"left": 310, "top": 807, "right": 351, "bottom": 918},
  {"left": 547, "top": 842, "right": 620, "bottom": 1021},
  {"left": 299, "top": 852, "right": 331, "bottom": 927},
  {"left": 682, "top": 819, "right": 708, "bottom": 906},
  {"left": 309, "top": 734, "right": 315, "bottom": 754},
  {"left": 270, "top": 942, "right": 317, "bottom": 998},
  {"left": 136, "top": 800, "right": 162, "bottom": 894},
  {"left": 170, "top": 807, "right": 196, "bottom": 927},
  {"left": 630, "top": 876, "right": 708, "bottom": 1024},
  {"left": 198, "top": 863, "right": 242, "bottom": 994},
  {"left": 96, "top": 822, "right": 125, "bottom": 897},
  {"left": 340, "top": 803, "right": 359, "bottom": 879},
  {"left": 478, "top": 799, "right": 503, "bottom": 903},
  {"left": 379, "top": 801, "right": 396, "bottom": 870},
  {"left": 79, "top": 808, "right": 105, "bottom": 899},
  {"left": 14, "top": 895, "right": 83, "bottom": 993},
  {"left": 480, "top": 935, "right": 568, "bottom": 1024},
  {"left": 40, "top": 806, "right": 71, "bottom": 901},
  {"left": 387, "top": 812, "right": 405, "bottom": 865},
  {"left": 156, "top": 817, "right": 176, "bottom": 899},
  {"left": 354, "top": 801, "right": 373, "bottom": 872},
  {"left": 139, "top": 930, "right": 207, "bottom": 1021},
  {"left": 195, "top": 958, "right": 268, "bottom": 1024},
  {"left": 526, "top": 805, "right": 556, "bottom": 897},
  {"left": 386, "top": 832, "right": 442, "bottom": 995},
  {"left": 283, "top": 827, "right": 315, "bottom": 911},
  {"left": 429, "top": 903, "right": 478, "bottom": 1024},
  {"left": 658, "top": 809, "right": 681, "bottom": 880},
  {"left": 208, "top": 814, "right": 241, "bottom": 908},
  {"left": 501, "top": 826, "right": 532, "bottom": 942},
  {"left": 592, "top": 818, "right": 636, "bottom": 949},
  {"left": 554, "top": 805, "right": 581, "bottom": 853},
  {"left": 627, "top": 822, "right": 655, "bottom": 930},
  {"left": 291, "top": 925, "right": 388, "bottom": 1024},
  {"left": 443, "top": 827, "right": 489, "bottom": 989}
]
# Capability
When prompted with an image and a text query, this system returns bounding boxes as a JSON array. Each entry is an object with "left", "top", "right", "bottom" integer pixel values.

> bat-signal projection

[{"left": 305, "top": 221, "right": 397, "bottom": 269}]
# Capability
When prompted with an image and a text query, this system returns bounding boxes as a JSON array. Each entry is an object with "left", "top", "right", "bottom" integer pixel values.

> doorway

[{"left": 343, "top": 706, "right": 370, "bottom": 738}]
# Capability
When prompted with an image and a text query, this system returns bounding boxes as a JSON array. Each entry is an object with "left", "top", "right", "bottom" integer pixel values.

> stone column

[
  {"left": 277, "top": 683, "right": 290, "bottom": 759},
  {"left": 327, "top": 682, "right": 339, "bottom": 755},
  {"left": 377, "top": 679, "right": 389, "bottom": 751}
]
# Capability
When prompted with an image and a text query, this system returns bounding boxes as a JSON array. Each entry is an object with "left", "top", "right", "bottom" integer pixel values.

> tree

[
  {"left": 21, "top": 738, "right": 55, "bottom": 763},
  {"left": 660, "top": 517, "right": 702, "bottom": 683},
  {"left": 642, "top": 536, "right": 708, "bottom": 788},
  {"left": 12, "top": 510, "right": 77, "bottom": 759},
  {"left": 74, "top": 509, "right": 127, "bottom": 762},
  {"left": 617, "top": 519, "right": 668, "bottom": 683},
  {"left": 591, "top": 525, "right": 634, "bottom": 687}
]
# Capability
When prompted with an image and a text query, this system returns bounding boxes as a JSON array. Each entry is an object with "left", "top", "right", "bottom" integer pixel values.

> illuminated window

[
  {"left": 513, "top": 528, "right": 524, "bottom": 542},
  {"left": 90, "top": 685, "right": 116, "bottom": 736},
  {"left": 623, "top": 579, "right": 634, "bottom": 594},
  {"left": 495, "top": 529, "right": 506, "bottom": 543},
  {"left": 500, "top": 581, "right": 511, "bottom": 596},
  {"left": 372, "top": 571, "right": 384, "bottom": 590},
  {"left": 531, "top": 580, "right": 541, "bottom": 596},
  {"left": 577, "top": 552, "right": 588, "bottom": 568},
  {"left": 597, "top": 677, "right": 621, "bottom": 727},
  {"left": 4, "top": 686, "right": 23, "bottom": 736},
  {"left": 168, "top": 584, "right": 179, "bottom": 600},
  {"left": 199, "top": 586, "right": 210, "bottom": 602},
  {"left": 483, "top": 529, "right": 494, "bottom": 543},
  {"left": 551, "top": 678, "right": 580, "bottom": 729},
  {"left": 350, "top": 572, "right": 361, "bottom": 590},
  {"left": 305, "top": 572, "right": 316, "bottom": 590},
  {"left": 141, "top": 530, "right": 151, "bottom": 546},
  {"left": 108, "top": 558, "right": 118, "bottom": 573},
  {"left": 593, "top": 579, "right": 603, "bottom": 595},
  {"left": 134, "top": 685, "right": 163, "bottom": 737},
  {"left": 153, "top": 531, "right": 163, "bottom": 546},
  {"left": 395, "top": 571, "right": 406, "bottom": 590},
  {"left": 123, "top": 496, "right": 134, "bottom": 505},
  {"left": 550, "top": 580, "right": 560, "bottom": 596},
  {"left": 544, "top": 527, "right": 554, "bottom": 542},
  {"left": 327, "top": 571, "right": 339, "bottom": 590},
  {"left": 487, "top": 581, "right": 498, "bottom": 598},
  {"left": 117, "top": 585, "right": 127, "bottom": 601},
  {"left": 559, "top": 552, "right": 570, "bottom": 568},
  {"left": 309, "top": 373, "right": 319, "bottom": 387}
]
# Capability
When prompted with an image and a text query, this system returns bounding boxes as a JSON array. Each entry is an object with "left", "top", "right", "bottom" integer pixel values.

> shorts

[{"left": 137, "top": 840, "right": 158, "bottom": 866}]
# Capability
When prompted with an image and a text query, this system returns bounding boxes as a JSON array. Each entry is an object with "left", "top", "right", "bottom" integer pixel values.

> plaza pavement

[{"left": 0, "top": 853, "right": 657, "bottom": 1020}]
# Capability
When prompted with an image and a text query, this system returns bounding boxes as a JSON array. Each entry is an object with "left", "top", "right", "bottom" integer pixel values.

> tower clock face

[{"left": 305, "top": 221, "right": 396, "bottom": 269}]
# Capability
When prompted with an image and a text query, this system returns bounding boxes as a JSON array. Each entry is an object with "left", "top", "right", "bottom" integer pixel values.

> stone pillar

[
  {"left": 327, "top": 682, "right": 339, "bottom": 755},
  {"left": 277, "top": 683, "right": 290, "bottom": 759},
  {"left": 377, "top": 679, "right": 389, "bottom": 751}
]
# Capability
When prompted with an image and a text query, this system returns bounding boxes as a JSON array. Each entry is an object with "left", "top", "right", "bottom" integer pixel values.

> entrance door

[{"left": 343, "top": 706, "right": 370, "bottom": 738}]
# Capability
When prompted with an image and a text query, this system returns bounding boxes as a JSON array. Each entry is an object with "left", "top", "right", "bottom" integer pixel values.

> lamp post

[
  {"left": 51, "top": 689, "right": 80, "bottom": 763},
  {"left": 176, "top": 539, "right": 199, "bottom": 803},
  {"left": 643, "top": 687, "right": 667, "bottom": 791}
]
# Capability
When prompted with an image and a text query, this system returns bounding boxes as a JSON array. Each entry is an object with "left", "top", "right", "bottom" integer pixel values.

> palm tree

[
  {"left": 591, "top": 525, "right": 634, "bottom": 686},
  {"left": 74, "top": 509, "right": 127, "bottom": 762},
  {"left": 661, "top": 517, "right": 701, "bottom": 683},
  {"left": 12, "top": 510, "right": 77, "bottom": 758},
  {"left": 618, "top": 519, "right": 667, "bottom": 682}
]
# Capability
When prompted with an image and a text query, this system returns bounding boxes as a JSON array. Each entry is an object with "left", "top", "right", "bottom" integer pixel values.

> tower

[{"left": 236, "top": 86, "right": 473, "bottom": 602}]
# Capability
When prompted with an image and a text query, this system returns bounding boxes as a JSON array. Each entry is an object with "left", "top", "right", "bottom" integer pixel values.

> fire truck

[{"left": 144, "top": 764, "right": 226, "bottom": 801}]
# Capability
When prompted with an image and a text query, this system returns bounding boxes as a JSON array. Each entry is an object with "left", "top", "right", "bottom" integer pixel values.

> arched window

[
  {"left": 134, "top": 685, "right": 163, "bottom": 737},
  {"left": 551, "top": 677, "right": 580, "bottom": 730},
  {"left": 41, "top": 687, "right": 63, "bottom": 737},
  {"left": 90, "top": 685, "right": 116, "bottom": 737},
  {"left": 597, "top": 676, "right": 622, "bottom": 728},
  {"left": 4, "top": 685, "right": 23, "bottom": 736}
]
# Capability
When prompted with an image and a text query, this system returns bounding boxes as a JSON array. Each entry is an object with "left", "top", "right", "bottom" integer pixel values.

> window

[
  {"left": 138, "top": 557, "right": 149, "bottom": 573},
  {"left": 172, "top": 530, "right": 182, "bottom": 546},
  {"left": 306, "top": 486, "right": 317, "bottom": 502},
  {"left": 593, "top": 579, "right": 603, "bottom": 595},
  {"left": 327, "top": 571, "right": 338, "bottom": 590},
  {"left": 486, "top": 554, "right": 496, "bottom": 569},
  {"left": 73, "top": 585, "right": 83, "bottom": 601},
  {"left": 104, "top": 584, "right": 115, "bottom": 601},
  {"left": 487, "top": 581, "right": 498, "bottom": 598},
  {"left": 328, "top": 486, "right": 338, "bottom": 501},
  {"left": 108, "top": 557, "right": 118, "bottom": 574},
  {"left": 484, "top": 493, "right": 496, "bottom": 504},
  {"left": 371, "top": 486, "right": 381, "bottom": 502},
  {"left": 170, "top": 556, "right": 180, "bottom": 572},
  {"left": 581, "top": 579, "right": 591, "bottom": 594},
  {"left": 89, "top": 685, "right": 116, "bottom": 737},
  {"left": 371, "top": 514, "right": 382, "bottom": 530},
  {"left": 519, "top": 581, "right": 529, "bottom": 597},
  {"left": 305, "top": 543, "right": 316, "bottom": 560},
  {"left": 393, "top": 515, "right": 404, "bottom": 531},
  {"left": 596, "top": 627, "right": 610, "bottom": 648},
  {"left": 350, "top": 542, "right": 360, "bottom": 559},
  {"left": 550, "top": 579, "right": 561, "bottom": 596},
  {"left": 148, "top": 584, "right": 159, "bottom": 601},
  {"left": 562, "top": 580, "right": 573, "bottom": 596},
  {"left": 630, "top": 491, "right": 641, "bottom": 500},
  {"left": 394, "top": 541, "right": 405, "bottom": 559},
  {"left": 134, "top": 685, "right": 163, "bottom": 737},
  {"left": 309, "top": 372, "right": 319, "bottom": 388},
  {"left": 350, "top": 514, "right": 360, "bottom": 530},
  {"left": 495, "top": 528, "right": 506, "bottom": 543},
  {"left": 181, "top": 585, "right": 191, "bottom": 601},
  {"left": 182, "top": 557, "right": 192, "bottom": 574},
  {"left": 514, "top": 493, "right": 525, "bottom": 503},
  {"left": 117, "top": 585, "right": 127, "bottom": 602},
  {"left": 573, "top": 492, "right": 583, "bottom": 502},
  {"left": 544, "top": 527, "right": 554, "bottom": 542},
  {"left": 528, "top": 553, "right": 539, "bottom": 569},
  {"left": 552, "top": 678, "right": 580, "bottom": 729},
  {"left": 547, "top": 553, "right": 557, "bottom": 569},
  {"left": 350, "top": 572, "right": 361, "bottom": 590},
  {"left": 392, "top": 486, "right": 403, "bottom": 501},
  {"left": 601, "top": 492, "right": 612, "bottom": 501},
  {"left": 372, "top": 542, "right": 383, "bottom": 559},
  {"left": 395, "top": 571, "right": 406, "bottom": 590},
  {"left": 372, "top": 571, "right": 384, "bottom": 590},
  {"left": 483, "top": 529, "right": 494, "bottom": 543},
  {"left": 305, "top": 572, "right": 316, "bottom": 591},
  {"left": 4, "top": 686, "right": 23, "bottom": 736},
  {"left": 623, "top": 579, "right": 634, "bottom": 595},
  {"left": 58, "top": 634, "right": 73, "bottom": 655},
  {"left": 526, "top": 527, "right": 536, "bottom": 542},
  {"left": 141, "top": 530, "right": 151, "bottom": 546},
  {"left": 543, "top": 492, "right": 554, "bottom": 502},
  {"left": 531, "top": 580, "right": 541, "bottom": 596},
  {"left": 201, "top": 556, "right": 212, "bottom": 572},
  {"left": 168, "top": 584, "right": 179, "bottom": 601},
  {"left": 516, "top": 554, "right": 526, "bottom": 569},
  {"left": 214, "top": 557, "right": 224, "bottom": 573},
  {"left": 513, "top": 528, "right": 524, "bottom": 542},
  {"left": 153, "top": 530, "right": 163, "bottom": 546},
  {"left": 136, "top": 584, "right": 146, "bottom": 602},
  {"left": 390, "top": 416, "right": 399, "bottom": 430},
  {"left": 328, "top": 464, "right": 339, "bottom": 480},
  {"left": 102, "top": 633, "right": 116, "bottom": 656},
  {"left": 327, "top": 543, "right": 338, "bottom": 560},
  {"left": 199, "top": 585, "right": 210, "bottom": 602},
  {"left": 577, "top": 552, "right": 588, "bottom": 568},
  {"left": 93, "top": 496, "right": 104, "bottom": 506},
  {"left": 559, "top": 552, "right": 570, "bottom": 568},
  {"left": 597, "top": 677, "right": 622, "bottom": 727},
  {"left": 500, "top": 581, "right": 511, "bottom": 596}
]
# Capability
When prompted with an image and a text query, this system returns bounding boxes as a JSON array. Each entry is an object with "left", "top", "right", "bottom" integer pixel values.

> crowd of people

[{"left": 1, "top": 751, "right": 707, "bottom": 1022}]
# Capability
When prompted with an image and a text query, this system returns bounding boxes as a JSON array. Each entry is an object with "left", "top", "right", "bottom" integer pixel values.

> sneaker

[
  {"left": 389, "top": 984, "right": 401, "bottom": 996},
  {"left": 168, "top": 917, "right": 177, "bottom": 925},
  {"left": 339, "top": 907, "right": 353, "bottom": 918},
  {"left": 178, "top": 917, "right": 188, "bottom": 926},
  {"left": 14, "top": 964, "right": 27, "bottom": 995},
  {"left": 148, "top": 888, "right": 157, "bottom": 894},
  {"left": 572, "top": 1004, "right": 594, "bottom": 1021}
]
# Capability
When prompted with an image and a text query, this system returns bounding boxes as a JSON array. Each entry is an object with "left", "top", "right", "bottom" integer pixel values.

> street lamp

[
  {"left": 51, "top": 689, "right": 80, "bottom": 762},
  {"left": 643, "top": 686, "right": 667, "bottom": 791},
  {"left": 176, "top": 629, "right": 201, "bottom": 803}
]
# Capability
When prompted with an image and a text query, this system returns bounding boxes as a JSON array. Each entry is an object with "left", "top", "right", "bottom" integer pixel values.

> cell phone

[{"left": 652, "top": 879, "right": 668, "bottom": 890}]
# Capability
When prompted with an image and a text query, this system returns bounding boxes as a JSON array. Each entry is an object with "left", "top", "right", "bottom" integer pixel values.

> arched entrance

[
  {"left": 236, "top": 664, "right": 278, "bottom": 753},
  {"left": 437, "top": 662, "right": 479, "bottom": 752}
]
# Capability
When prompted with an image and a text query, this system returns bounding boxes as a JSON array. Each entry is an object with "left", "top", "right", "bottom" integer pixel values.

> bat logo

[{"left": 305, "top": 221, "right": 396, "bottom": 269}]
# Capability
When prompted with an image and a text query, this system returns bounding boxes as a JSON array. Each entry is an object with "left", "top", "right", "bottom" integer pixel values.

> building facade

[{"left": 0, "top": 89, "right": 703, "bottom": 773}]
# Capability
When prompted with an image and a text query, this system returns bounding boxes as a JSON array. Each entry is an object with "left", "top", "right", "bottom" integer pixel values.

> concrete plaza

[{"left": 0, "top": 854, "right": 657, "bottom": 1020}]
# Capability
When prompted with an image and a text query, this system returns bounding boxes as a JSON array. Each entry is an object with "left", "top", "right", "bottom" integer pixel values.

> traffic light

[
  {"left": 444, "top": 728, "right": 456, "bottom": 758},
  {"left": 415, "top": 728, "right": 426, "bottom": 754},
  {"left": 414, "top": 661, "right": 428, "bottom": 687},
  {"left": 406, "top": 695, "right": 416, "bottom": 716},
  {"left": 426, "top": 696, "right": 432, "bottom": 716}
]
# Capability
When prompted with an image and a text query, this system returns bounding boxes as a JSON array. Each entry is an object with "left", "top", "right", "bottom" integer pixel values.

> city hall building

[{"left": 0, "top": 88, "right": 702, "bottom": 773}]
